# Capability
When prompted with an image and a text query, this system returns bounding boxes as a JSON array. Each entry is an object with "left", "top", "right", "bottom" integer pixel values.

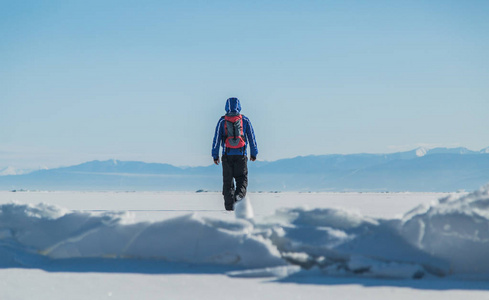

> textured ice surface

[{"left": 1, "top": 185, "right": 489, "bottom": 280}]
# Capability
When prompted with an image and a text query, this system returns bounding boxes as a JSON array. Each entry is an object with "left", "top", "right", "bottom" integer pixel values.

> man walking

[{"left": 212, "top": 97, "right": 258, "bottom": 211}]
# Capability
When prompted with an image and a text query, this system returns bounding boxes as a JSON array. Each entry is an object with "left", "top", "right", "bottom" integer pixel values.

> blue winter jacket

[{"left": 212, "top": 98, "right": 258, "bottom": 159}]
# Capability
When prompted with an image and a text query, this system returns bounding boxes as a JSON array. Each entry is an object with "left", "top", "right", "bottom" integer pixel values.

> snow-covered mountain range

[
  {"left": 0, "top": 166, "right": 38, "bottom": 176},
  {"left": 1, "top": 147, "right": 488, "bottom": 192}
]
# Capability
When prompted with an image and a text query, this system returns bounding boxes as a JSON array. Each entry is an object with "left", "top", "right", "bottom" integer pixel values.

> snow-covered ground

[{"left": 1, "top": 189, "right": 489, "bottom": 299}]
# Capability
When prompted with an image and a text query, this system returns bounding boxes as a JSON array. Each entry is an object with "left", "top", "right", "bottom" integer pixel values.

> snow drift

[
  {"left": 1, "top": 185, "right": 489, "bottom": 280},
  {"left": 400, "top": 186, "right": 489, "bottom": 274},
  {"left": 0, "top": 203, "right": 284, "bottom": 269},
  {"left": 255, "top": 185, "right": 489, "bottom": 279}
]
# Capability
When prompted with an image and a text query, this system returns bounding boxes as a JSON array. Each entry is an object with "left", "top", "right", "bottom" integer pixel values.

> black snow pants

[{"left": 222, "top": 155, "right": 248, "bottom": 211}]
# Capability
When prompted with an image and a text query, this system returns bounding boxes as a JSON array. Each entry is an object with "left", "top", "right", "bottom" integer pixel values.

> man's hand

[
  {"left": 214, "top": 157, "right": 220, "bottom": 165},
  {"left": 250, "top": 156, "right": 256, "bottom": 162}
]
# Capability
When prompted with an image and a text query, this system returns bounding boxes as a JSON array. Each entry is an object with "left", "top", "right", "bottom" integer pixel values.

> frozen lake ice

[{"left": 1, "top": 190, "right": 488, "bottom": 300}]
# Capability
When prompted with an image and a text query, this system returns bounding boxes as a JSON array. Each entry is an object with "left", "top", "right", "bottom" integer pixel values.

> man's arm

[
  {"left": 211, "top": 118, "right": 224, "bottom": 164},
  {"left": 244, "top": 116, "right": 258, "bottom": 160}
]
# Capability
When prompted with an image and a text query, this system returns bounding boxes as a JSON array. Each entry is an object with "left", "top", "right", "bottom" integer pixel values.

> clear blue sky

[{"left": 1, "top": 0, "right": 488, "bottom": 169}]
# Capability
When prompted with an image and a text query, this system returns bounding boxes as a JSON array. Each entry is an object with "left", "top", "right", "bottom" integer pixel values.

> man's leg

[
  {"left": 221, "top": 155, "right": 235, "bottom": 210},
  {"left": 233, "top": 156, "right": 248, "bottom": 202}
]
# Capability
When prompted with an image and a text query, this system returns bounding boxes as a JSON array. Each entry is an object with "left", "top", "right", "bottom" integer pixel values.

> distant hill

[{"left": 1, "top": 147, "right": 488, "bottom": 192}]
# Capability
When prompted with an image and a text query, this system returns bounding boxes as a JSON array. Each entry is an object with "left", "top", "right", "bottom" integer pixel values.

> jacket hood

[{"left": 225, "top": 97, "right": 241, "bottom": 114}]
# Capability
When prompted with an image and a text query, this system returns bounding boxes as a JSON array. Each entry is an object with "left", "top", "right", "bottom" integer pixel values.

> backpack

[{"left": 223, "top": 114, "right": 246, "bottom": 152}]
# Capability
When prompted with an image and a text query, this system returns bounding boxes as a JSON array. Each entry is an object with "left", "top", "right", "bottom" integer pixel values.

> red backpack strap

[{"left": 222, "top": 116, "right": 228, "bottom": 137}]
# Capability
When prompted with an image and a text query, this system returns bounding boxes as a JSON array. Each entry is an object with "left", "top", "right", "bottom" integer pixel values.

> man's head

[{"left": 225, "top": 97, "right": 241, "bottom": 115}]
